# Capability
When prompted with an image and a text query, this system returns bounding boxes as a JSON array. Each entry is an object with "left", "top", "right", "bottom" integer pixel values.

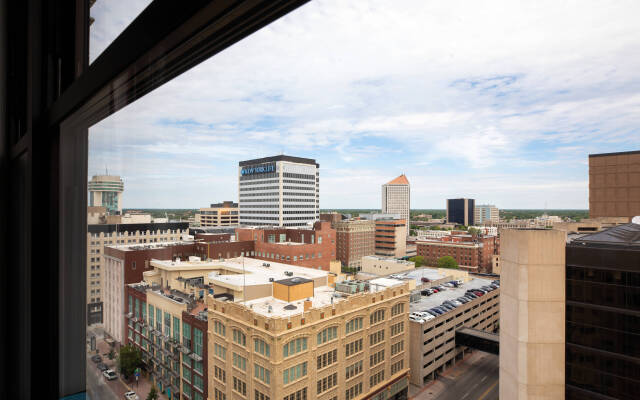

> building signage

[{"left": 241, "top": 163, "right": 275, "bottom": 176}]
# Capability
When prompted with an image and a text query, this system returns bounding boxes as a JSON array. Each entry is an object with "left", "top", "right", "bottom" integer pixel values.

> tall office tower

[
  {"left": 88, "top": 174, "right": 124, "bottom": 214},
  {"left": 474, "top": 204, "right": 499, "bottom": 225},
  {"left": 446, "top": 198, "right": 475, "bottom": 226},
  {"left": 382, "top": 174, "right": 410, "bottom": 232},
  {"left": 239, "top": 155, "right": 319, "bottom": 227},
  {"left": 589, "top": 150, "right": 640, "bottom": 221},
  {"left": 565, "top": 221, "right": 640, "bottom": 400}
]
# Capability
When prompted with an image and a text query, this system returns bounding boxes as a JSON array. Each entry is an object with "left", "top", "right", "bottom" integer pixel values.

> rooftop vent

[{"left": 284, "top": 304, "right": 297, "bottom": 311}]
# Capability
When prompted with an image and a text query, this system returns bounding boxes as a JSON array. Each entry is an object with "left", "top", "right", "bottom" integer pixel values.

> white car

[
  {"left": 409, "top": 316, "right": 424, "bottom": 323},
  {"left": 103, "top": 369, "right": 117, "bottom": 381},
  {"left": 124, "top": 391, "right": 140, "bottom": 400}
]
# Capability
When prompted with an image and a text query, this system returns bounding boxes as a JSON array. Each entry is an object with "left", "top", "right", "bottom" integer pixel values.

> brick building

[
  {"left": 589, "top": 150, "right": 640, "bottom": 220},
  {"left": 236, "top": 221, "right": 336, "bottom": 270},
  {"left": 334, "top": 219, "right": 376, "bottom": 270},
  {"left": 415, "top": 234, "right": 498, "bottom": 273}
]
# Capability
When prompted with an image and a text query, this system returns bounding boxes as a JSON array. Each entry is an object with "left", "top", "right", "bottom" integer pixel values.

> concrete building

[
  {"left": 382, "top": 174, "right": 410, "bottom": 234},
  {"left": 565, "top": 222, "right": 640, "bottom": 400},
  {"left": 87, "top": 222, "right": 189, "bottom": 325},
  {"left": 360, "top": 212, "right": 401, "bottom": 221},
  {"left": 125, "top": 281, "right": 208, "bottom": 399},
  {"left": 589, "top": 150, "right": 640, "bottom": 221},
  {"left": 416, "top": 234, "right": 498, "bottom": 274},
  {"left": 474, "top": 204, "right": 499, "bottom": 225},
  {"left": 334, "top": 219, "right": 376, "bottom": 270},
  {"left": 499, "top": 229, "right": 566, "bottom": 400},
  {"left": 239, "top": 155, "right": 319, "bottom": 227},
  {"left": 408, "top": 278, "right": 500, "bottom": 385},
  {"left": 446, "top": 198, "right": 475, "bottom": 226},
  {"left": 206, "top": 258, "right": 411, "bottom": 400},
  {"left": 236, "top": 221, "right": 336, "bottom": 271},
  {"left": 195, "top": 201, "right": 239, "bottom": 227},
  {"left": 374, "top": 219, "right": 407, "bottom": 258},
  {"left": 361, "top": 256, "right": 414, "bottom": 275},
  {"left": 88, "top": 174, "right": 124, "bottom": 214}
]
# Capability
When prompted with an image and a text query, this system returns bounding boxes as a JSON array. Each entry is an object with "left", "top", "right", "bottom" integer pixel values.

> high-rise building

[
  {"left": 195, "top": 201, "right": 239, "bottom": 227},
  {"left": 589, "top": 150, "right": 640, "bottom": 221},
  {"left": 382, "top": 174, "right": 410, "bottom": 233},
  {"left": 334, "top": 218, "right": 376, "bottom": 270},
  {"left": 474, "top": 204, "right": 499, "bottom": 225},
  {"left": 446, "top": 198, "right": 475, "bottom": 226},
  {"left": 565, "top": 222, "right": 640, "bottom": 400},
  {"left": 239, "top": 155, "right": 319, "bottom": 227},
  {"left": 88, "top": 174, "right": 124, "bottom": 214}
]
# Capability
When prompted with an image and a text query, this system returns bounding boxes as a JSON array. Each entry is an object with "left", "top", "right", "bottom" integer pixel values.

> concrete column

[{"left": 499, "top": 229, "right": 566, "bottom": 400}]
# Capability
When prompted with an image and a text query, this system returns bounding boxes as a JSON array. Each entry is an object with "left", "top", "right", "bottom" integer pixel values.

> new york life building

[{"left": 239, "top": 156, "right": 320, "bottom": 228}]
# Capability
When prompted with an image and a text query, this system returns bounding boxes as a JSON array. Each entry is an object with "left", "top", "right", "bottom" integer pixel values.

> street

[{"left": 410, "top": 351, "right": 499, "bottom": 400}]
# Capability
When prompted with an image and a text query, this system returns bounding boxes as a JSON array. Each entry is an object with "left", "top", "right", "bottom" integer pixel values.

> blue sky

[{"left": 88, "top": 0, "right": 640, "bottom": 209}]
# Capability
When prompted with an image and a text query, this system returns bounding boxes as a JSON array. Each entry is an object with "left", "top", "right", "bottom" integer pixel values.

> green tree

[
  {"left": 118, "top": 344, "right": 142, "bottom": 379},
  {"left": 408, "top": 256, "right": 425, "bottom": 268},
  {"left": 146, "top": 386, "right": 159, "bottom": 400},
  {"left": 437, "top": 256, "right": 459, "bottom": 269},
  {"left": 409, "top": 229, "right": 417, "bottom": 236},
  {"left": 468, "top": 227, "right": 480, "bottom": 236},
  {"left": 108, "top": 349, "right": 115, "bottom": 360}
]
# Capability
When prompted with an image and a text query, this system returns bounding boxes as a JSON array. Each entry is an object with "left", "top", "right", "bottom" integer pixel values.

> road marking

[
  {"left": 462, "top": 391, "right": 471, "bottom": 399},
  {"left": 481, "top": 375, "right": 487, "bottom": 382},
  {"left": 477, "top": 380, "right": 498, "bottom": 400}
]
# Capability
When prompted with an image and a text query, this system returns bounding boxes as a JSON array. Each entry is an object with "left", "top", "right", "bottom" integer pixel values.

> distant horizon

[{"left": 122, "top": 207, "right": 590, "bottom": 211}]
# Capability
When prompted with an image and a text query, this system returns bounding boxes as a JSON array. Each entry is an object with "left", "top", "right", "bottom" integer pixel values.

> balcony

[{"left": 189, "top": 352, "right": 203, "bottom": 362}]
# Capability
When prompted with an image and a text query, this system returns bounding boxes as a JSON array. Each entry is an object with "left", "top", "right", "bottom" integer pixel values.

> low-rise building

[
  {"left": 374, "top": 219, "right": 407, "bottom": 258},
  {"left": 195, "top": 201, "right": 239, "bottom": 227},
  {"left": 361, "top": 256, "right": 415, "bottom": 276},
  {"left": 416, "top": 234, "right": 498, "bottom": 273},
  {"left": 409, "top": 278, "right": 500, "bottom": 385},
  {"left": 207, "top": 262, "right": 412, "bottom": 400}
]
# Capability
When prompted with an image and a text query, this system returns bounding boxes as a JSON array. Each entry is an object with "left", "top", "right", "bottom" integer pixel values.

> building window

[
  {"left": 233, "top": 352, "right": 247, "bottom": 371},
  {"left": 345, "top": 382, "right": 363, "bottom": 400},
  {"left": 193, "top": 374, "right": 204, "bottom": 392},
  {"left": 391, "top": 340, "right": 404, "bottom": 356},
  {"left": 233, "top": 329, "right": 246, "bottom": 347},
  {"left": 233, "top": 376, "right": 247, "bottom": 396},
  {"left": 183, "top": 321, "right": 191, "bottom": 348},
  {"left": 316, "top": 349, "right": 337, "bottom": 369},
  {"left": 390, "top": 321, "right": 404, "bottom": 336},
  {"left": 214, "top": 388, "right": 226, "bottom": 400},
  {"left": 173, "top": 316, "right": 180, "bottom": 341},
  {"left": 370, "top": 349, "right": 385, "bottom": 367},
  {"left": 254, "top": 363, "right": 271, "bottom": 384},
  {"left": 316, "top": 372, "right": 338, "bottom": 394},
  {"left": 370, "top": 369, "right": 385, "bottom": 387},
  {"left": 283, "top": 337, "right": 308, "bottom": 357},
  {"left": 317, "top": 326, "right": 337, "bottom": 345},
  {"left": 283, "top": 362, "right": 307, "bottom": 385},
  {"left": 194, "top": 328, "right": 203, "bottom": 356},
  {"left": 254, "top": 338, "right": 270, "bottom": 357},
  {"left": 284, "top": 388, "right": 307, "bottom": 400},
  {"left": 370, "top": 309, "right": 385, "bottom": 325},
  {"left": 214, "top": 343, "right": 226, "bottom": 360},
  {"left": 183, "top": 366, "right": 191, "bottom": 383},
  {"left": 391, "top": 303, "right": 404, "bottom": 316},
  {"left": 255, "top": 389, "right": 270, "bottom": 400},
  {"left": 369, "top": 329, "right": 385, "bottom": 346},
  {"left": 214, "top": 365, "right": 226, "bottom": 383},
  {"left": 345, "top": 360, "right": 363, "bottom": 380},
  {"left": 345, "top": 338, "right": 363, "bottom": 357}
]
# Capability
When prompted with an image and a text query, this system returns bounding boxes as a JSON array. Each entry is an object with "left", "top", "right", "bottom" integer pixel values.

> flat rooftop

[
  {"left": 107, "top": 241, "right": 195, "bottom": 251},
  {"left": 409, "top": 277, "right": 495, "bottom": 312},
  {"left": 398, "top": 267, "right": 448, "bottom": 285}
]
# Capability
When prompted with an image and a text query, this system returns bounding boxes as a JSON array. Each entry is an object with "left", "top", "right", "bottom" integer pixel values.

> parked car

[
  {"left": 410, "top": 315, "right": 424, "bottom": 323},
  {"left": 124, "top": 392, "right": 140, "bottom": 400},
  {"left": 421, "top": 277, "right": 431, "bottom": 283},
  {"left": 91, "top": 354, "right": 102, "bottom": 363},
  {"left": 435, "top": 306, "right": 450, "bottom": 313},
  {"left": 425, "top": 309, "right": 439, "bottom": 317},
  {"left": 456, "top": 297, "right": 469, "bottom": 304},
  {"left": 431, "top": 288, "right": 439, "bottom": 293},
  {"left": 440, "top": 303, "right": 455, "bottom": 311},
  {"left": 472, "top": 290, "right": 485, "bottom": 296},
  {"left": 443, "top": 300, "right": 459, "bottom": 308},
  {"left": 430, "top": 308, "right": 444, "bottom": 315},
  {"left": 421, "top": 289, "right": 433, "bottom": 296},
  {"left": 442, "top": 282, "right": 454, "bottom": 288},
  {"left": 103, "top": 369, "right": 117, "bottom": 381},
  {"left": 465, "top": 291, "right": 478, "bottom": 298},
  {"left": 97, "top": 363, "right": 108, "bottom": 372},
  {"left": 489, "top": 284, "right": 499, "bottom": 289}
]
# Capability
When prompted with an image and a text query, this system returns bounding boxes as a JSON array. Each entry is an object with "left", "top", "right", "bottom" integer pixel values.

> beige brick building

[
  {"left": 207, "top": 272, "right": 411, "bottom": 400},
  {"left": 195, "top": 201, "right": 239, "bottom": 227},
  {"left": 589, "top": 150, "right": 640, "bottom": 220}
]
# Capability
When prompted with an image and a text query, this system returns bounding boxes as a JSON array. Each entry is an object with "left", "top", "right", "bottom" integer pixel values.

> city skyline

[{"left": 88, "top": 0, "right": 640, "bottom": 209}]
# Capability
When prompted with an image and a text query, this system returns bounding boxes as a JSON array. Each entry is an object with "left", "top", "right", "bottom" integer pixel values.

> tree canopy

[
  {"left": 437, "top": 256, "right": 459, "bottom": 269},
  {"left": 118, "top": 344, "right": 143, "bottom": 378}
]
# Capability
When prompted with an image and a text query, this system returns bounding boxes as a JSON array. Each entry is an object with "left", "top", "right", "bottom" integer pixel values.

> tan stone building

[
  {"left": 382, "top": 174, "right": 410, "bottom": 235},
  {"left": 206, "top": 264, "right": 411, "bottom": 400},
  {"left": 589, "top": 150, "right": 640, "bottom": 220},
  {"left": 195, "top": 201, "right": 239, "bottom": 227},
  {"left": 499, "top": 229, "right": 566, "bottom": 400},
  {"left": 87, "top": 222, "right": 189, "bottom": 325},
  {"left": 360, "top": 256, "right": 414, "bottom": 276}
]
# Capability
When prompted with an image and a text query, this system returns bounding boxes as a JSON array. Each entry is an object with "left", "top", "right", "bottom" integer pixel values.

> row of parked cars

[
  {"left": 420, "top": 279, "right": 464, "bottom": 297},
  {"left": 90, "top": 353, "right": 139, "bottom": 399},
  {"left": 409, "top": 280, "right": 500, "bottom": 323}
]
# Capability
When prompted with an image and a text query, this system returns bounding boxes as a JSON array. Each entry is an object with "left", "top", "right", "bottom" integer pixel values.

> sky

[{"left": 88, "top": 0, "right": 640, "bottom": 209}]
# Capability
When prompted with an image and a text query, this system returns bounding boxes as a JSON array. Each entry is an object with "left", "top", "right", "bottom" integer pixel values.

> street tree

[{"left": 437, "top": 256, "right": 459, "bottom": 269}]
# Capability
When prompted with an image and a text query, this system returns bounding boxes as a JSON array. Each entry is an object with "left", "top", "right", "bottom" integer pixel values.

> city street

[{"left": 410, "top": 351, "right": 499, "bottom": 400}]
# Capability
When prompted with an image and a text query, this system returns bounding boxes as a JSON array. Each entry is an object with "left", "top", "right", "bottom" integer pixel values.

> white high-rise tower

[
  {"left": 382, "top": 174, "right": 410, "bottom": 234},
  {"left": 88, "top": 175, "right": 124, "bottom": 214}
]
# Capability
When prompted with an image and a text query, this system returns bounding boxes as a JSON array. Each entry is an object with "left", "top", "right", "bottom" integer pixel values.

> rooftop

[
  {"left": 568, "top": 222, "right": 640, "bottom": 247},
  {"left": 239, "top": 155, "right": 318, "bottom": 167},
  {"left": 385, "top": 174, "right": 410, "bottom": 185},
  {"left": 409, "top": 277, "right": 495, "bottom": 312}
]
